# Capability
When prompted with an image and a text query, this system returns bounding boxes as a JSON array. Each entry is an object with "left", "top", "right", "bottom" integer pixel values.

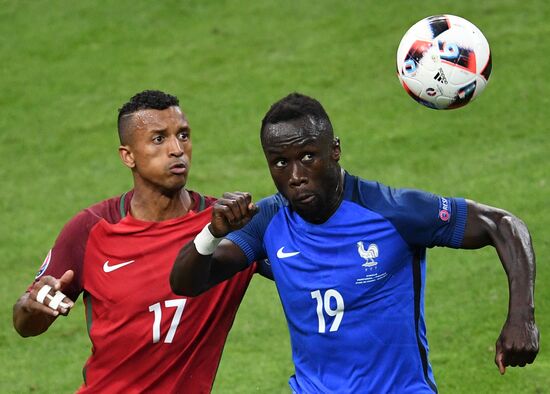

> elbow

[
  {"left": 498, "top": 213, "right": 531, "bottom": 243},
  {"left": 171, "top": 285, "right": 205, "bottom": 298},
  {"left": 178, "top": 287, "right": 206, "bottom": 297},
  {"left": 169, "top": 273, "right": 204, "bottom": 298},
  {"left": 169, "top": 273, "right": 186, "bottom": 296}
]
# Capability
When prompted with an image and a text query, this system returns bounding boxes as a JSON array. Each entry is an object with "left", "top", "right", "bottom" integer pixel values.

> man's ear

[
  {"left": 119, "top": 145, "right": 136, "bottom": 169},
  {"left": 332, "top": 137, "right": 341, "bottom": 162}
]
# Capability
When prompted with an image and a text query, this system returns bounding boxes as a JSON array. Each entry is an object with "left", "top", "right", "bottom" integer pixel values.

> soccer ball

[{"left": 396, "top": 15, "right": 492, "bottom": 110}]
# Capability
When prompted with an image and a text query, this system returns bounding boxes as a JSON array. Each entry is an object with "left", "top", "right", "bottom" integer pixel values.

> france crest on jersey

[{"left": 227, "top": 172, "right": 467, "bottom": 393}]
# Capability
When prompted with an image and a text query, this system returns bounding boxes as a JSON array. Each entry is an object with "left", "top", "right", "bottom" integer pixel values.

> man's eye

[
  {"left": 153, "top": 136, "right": 164, "bottom": 144},
  {"left": 302, "top": 154, "right": 314, "bottom": 162},
  {"left": 275, "top": 160, "right": 287, "bottom": 168},
  {"left": 178, "top": 131, "right": 189, "bottom": 141}
]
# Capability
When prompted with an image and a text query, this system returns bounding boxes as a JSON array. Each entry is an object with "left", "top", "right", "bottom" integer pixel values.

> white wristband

[{"left": 194, "top": 223, "right": 222, "bottom": 255}]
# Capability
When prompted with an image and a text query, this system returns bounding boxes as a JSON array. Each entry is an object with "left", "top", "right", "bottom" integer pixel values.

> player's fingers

[
  {"left": 221, "top": 192, "right": 253, "bottom": 219},
  {"left": 27, "top": 292, "right": 60, "bottom": 317},
  {"left": 32, "top": 282, "right": 74, "bottom": 313},
  {"left": 218, "top": 199, "right": 246, "bottom": 225},
  {"left": 213, "top": 202, "right": 237, "bottom": 224},
  {"left": 247, "top": 202, "right": 258, "bottom": 217},
  {"left": 57, "top": 297, "right": 73, "bottom": 316},
  {"left": 30, "top": 280, "right": 53, "bottom": 300},
  {"left": 34, "top": 301, "right": 61, "bottom": 316},
  {"left": 36, "top": 275, "right": 58, "bottom": 288},
  {"left": 495, "top": 352, "right": 506, "bottom": 375},
  {"left": 56, "top": 270, "right": 74, "bottom": 291}
]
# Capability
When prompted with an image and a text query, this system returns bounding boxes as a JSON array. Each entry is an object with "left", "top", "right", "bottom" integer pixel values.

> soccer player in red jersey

[{"left": 13, "top": 90, "right": 265, "bottom": 393}]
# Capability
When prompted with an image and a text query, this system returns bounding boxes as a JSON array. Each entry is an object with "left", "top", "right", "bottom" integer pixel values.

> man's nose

[
  {"left": 288, "top": 162, "right": 306, "bottom": 187},
  {"left": 169, "top": 137, "right": 184, "bottom": 157}
]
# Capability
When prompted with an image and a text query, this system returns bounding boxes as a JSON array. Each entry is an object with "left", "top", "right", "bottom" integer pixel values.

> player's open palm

[
  {"left": 28, "top": 270, "right": 75, "bottom": 317},
  {"left": 211, "top": 192, "right": 258, "bottom": 237},
  {"left": 495, "top": 317, "right": 539, "bottom": 374}
]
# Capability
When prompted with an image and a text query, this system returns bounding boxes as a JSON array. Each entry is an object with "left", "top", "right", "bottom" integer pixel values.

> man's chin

[
  {"left": 159, "top": 181, "right": 187, "bottom": 196},
  {"left": 292, "top": 204, "right": 324, "bottom": 224}
]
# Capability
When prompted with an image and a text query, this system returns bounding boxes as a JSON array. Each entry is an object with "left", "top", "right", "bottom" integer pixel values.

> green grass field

[{"left": 1, "top": 1, "right": 548, "bottom": 392}]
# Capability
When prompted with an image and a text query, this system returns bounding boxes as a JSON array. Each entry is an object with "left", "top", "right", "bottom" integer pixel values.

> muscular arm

[
  {"left": 462, "top": 199, "right": 538, "bottom": 373},
  {"left": 170, "top": 237, "right": 249, "bottom": 296},
  {"left": 170, "top": 192, "right": 257, "bottom": 296},
  {"left": 13, "top": 270, "right": 75, "bottom": 337}
]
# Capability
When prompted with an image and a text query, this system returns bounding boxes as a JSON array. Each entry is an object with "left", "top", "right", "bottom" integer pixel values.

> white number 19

[{"left": 310, "top": 289, "right": 344, "bottom": 333}]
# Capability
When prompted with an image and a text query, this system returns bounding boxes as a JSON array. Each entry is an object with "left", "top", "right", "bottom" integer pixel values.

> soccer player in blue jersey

[{"left": 170, "top": 93, "right": 539, "bottom": 393}]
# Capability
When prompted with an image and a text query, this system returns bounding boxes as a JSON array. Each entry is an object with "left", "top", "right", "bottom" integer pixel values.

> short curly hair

[
  {"left": 260, "top": 92, "right": 333, "bottom": 141},
  {"left": 117, "top": 90, "right": 180, "bottom": 144}
]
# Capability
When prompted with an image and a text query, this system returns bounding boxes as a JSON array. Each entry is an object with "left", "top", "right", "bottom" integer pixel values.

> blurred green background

[{"left": 1, "top": 1, "right": 548, "bottom": 392}]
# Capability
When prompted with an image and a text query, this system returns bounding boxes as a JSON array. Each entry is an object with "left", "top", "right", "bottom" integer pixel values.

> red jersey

[{"left": 31, "top": 191, "right": 255, "bottom": 393}]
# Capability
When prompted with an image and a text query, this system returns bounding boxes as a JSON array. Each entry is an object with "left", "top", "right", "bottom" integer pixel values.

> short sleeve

[
  {"left": 355, "top": 179, "right": 467, "bottom": 248},
  {"left": 29, "top": 209, "right": 102, "bottom": 301}
]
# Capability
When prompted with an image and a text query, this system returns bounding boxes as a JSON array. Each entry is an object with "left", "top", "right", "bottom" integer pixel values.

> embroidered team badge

[
  {"left": 355, "top": 242, "right": 388, "bottom": 285},
  {"left": 357, "top": 242, "right": 378, "bottom": 268}
]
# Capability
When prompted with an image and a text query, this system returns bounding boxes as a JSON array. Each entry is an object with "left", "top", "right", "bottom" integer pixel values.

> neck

[
  {"left": 324, "top": 167, "right": 345, "bottom": 218},
  {"left": 130, "top": 185, "right": 192, "bottom": 222},
  {"left": 306, "top": 167, "right": 345, "bottom": 224}
]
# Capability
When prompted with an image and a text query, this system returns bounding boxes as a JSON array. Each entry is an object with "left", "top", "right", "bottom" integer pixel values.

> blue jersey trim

[
  {"left": 450, "top": 198, "right": 468, "bottom": 248},
  {"left": 413, "top": 253, "right": 438, "bottom": 393}
]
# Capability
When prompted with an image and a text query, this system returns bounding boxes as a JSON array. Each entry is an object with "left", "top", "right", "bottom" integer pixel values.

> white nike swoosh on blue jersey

[
  {"left": 277, "top": 247, "right": 300, "bottom": 259},
  {"left": 103, "top": 260, "right": 135, "bottom": 272}
]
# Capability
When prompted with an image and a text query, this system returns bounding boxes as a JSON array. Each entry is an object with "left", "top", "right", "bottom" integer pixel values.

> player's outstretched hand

[
  {"left": 210, "top": 192, "right": 258, "bottom": 237},
  {"left": 495, "top": 316, "right": 539, "bottom": 374},
  {"left": 27, "top": 270, "right": 75, "bottom": 317}
]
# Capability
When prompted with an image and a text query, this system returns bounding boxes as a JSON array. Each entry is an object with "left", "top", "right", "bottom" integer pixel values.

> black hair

[
  {"left": 117, "top": 90, "right": 180, "bottom": 144},
  {"left": 260, "top": 92, "right": 333, "bottom": 139}
]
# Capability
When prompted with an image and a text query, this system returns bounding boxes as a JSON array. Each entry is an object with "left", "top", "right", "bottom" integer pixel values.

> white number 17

[
  {"left": 148, "top": 299, "right": 187, "bottom": 343},
  {"left": 310, "top": 289, "right": 344, "bottom": 333}
]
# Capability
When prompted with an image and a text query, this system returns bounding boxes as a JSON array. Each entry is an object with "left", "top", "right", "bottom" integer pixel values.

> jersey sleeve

[
  {"left": 29, "top": 209, "right": 102, "bottom": 301},
  {"left": 357, "top": 180, "right": 467, "bottom": 248},
  {"left": 225, "top": 194, "right": 284, "bottom": 264}
]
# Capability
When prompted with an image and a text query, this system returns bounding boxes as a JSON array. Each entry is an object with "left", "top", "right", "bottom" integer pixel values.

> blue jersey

[{"left": 227, "top": 172, "right": 467, "bottom": 393}]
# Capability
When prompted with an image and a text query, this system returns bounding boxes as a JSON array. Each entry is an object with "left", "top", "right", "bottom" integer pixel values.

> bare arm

[
  {"left": 462, "top": 199, "right": 538, "bottom": 373},
  {"left": 13, "top": 270, "right": 75, "bottom": 337},
  {"left": 170, "top": 192, "right": 257, "bottom": 296}
]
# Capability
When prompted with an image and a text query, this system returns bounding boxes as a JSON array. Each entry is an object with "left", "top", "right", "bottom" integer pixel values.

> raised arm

[
  {"left": 170, "top": 192, "right": 258, "bottom": 296},
  {"left": 462, "top": 199, "right": 538, "bottom": 374}
]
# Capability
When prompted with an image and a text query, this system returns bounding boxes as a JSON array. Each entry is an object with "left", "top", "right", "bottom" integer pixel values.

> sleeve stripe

[
  {"left": 450, "top": 198, "right": 468, "bottom": 248},
  {"left": 226, "top": 234, "right": 257, "bottom": 264}
]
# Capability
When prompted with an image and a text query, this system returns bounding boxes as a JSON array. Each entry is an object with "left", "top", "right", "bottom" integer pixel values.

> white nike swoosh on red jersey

[{"left": 103, "top": 260, "right": 135, "bottom": 272}]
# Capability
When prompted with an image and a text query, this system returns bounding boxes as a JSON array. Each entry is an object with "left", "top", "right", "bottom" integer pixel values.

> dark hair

[
  {"left": 117, "top": 90, "right": 180, "bottom": 143},
  {"left": 261, "top": 92, "right": 333, "bottom": 137}
]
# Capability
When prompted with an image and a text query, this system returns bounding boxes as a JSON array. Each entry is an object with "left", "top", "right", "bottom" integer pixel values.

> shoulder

[
  {"left": 343, "top": 171, "right": 466, "bottom": 247},
  {"left": 188, "top": 190, "right": 218, "bottom": 211},
  {"left": 258, "top": 193, "right": 286, "bottom": 209},
  {"left": 85, "top": 192, "right": 129, "bottom": 223},
  {"left": 253, "top": 193, "right": 286, "bottom": 223},
  {"left": 344, "top": 172, "right": 439, "bottom": 215},
  {"left": 57, "top": 193, "right": 127, "bottom": 242}
]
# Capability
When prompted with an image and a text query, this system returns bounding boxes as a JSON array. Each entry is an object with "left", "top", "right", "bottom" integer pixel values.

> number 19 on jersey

[{"left": 310, "top": 289, "right": 344, "bottom": 333}]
